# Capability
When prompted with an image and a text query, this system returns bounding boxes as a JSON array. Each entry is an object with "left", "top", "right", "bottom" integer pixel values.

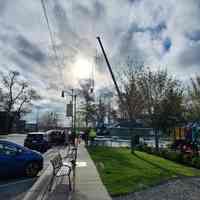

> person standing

[
  {"left": 64, "top": 129, "right": 69, "bottom": 146},
  {"left": 89, "top": 128, "right": 96, "bottom": 146},
  {"left": 84, "top": 128, "right": 89, "bottom": 146}
]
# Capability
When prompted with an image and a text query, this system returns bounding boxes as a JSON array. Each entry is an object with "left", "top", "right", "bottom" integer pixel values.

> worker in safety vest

[{"left": 89, "top": 128, "right": 96, "bottom": 146}]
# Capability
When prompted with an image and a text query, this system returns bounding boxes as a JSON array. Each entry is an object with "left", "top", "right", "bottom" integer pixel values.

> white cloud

[{"left": 0, "top": 0, "right": 200, "bottom": 123}]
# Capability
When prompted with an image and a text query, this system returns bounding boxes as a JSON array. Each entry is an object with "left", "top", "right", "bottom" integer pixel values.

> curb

[
  {"left": 23, "top": 146, "right": 69, "bottom": 200},
  {"left": 22, "top": 164, "right": 53, "bottom": 200}
]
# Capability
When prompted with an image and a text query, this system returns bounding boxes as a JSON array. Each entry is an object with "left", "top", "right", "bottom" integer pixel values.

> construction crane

[{"left": 96, "top": 36, "right": 125, "bottom": 115}]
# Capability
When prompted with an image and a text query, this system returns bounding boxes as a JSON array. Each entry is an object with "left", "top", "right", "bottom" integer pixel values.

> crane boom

[{"left": 96, "top": 36, "right": 124, "bottom": 107}]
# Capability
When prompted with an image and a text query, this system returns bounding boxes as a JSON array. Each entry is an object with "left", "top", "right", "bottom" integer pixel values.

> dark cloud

[
  {"left": 75, "top": 4, "right": 91, "bottom": 18},
  {"left": 9, "top": 54, "right": 31, "bottom": 71},
  {"left": 117, "top": 22, "right": 166, "bottom": 40},
  {"left": 15, "top": 35, "right": 47, "bottom": 64},
  {"left": 1, "top": 0, "right": 200, "bottom": 123},
  {"left": 186, "top": 30, "right": 200, "bottom": 41},
  {"left": 53, "top": 1, "right": 69, "bottom": 30},
  {"left": 52, "top": 1, "right": 82, "bottom": 64},
  {"left": 163, "top": 37, "right": 171, "bottom": 52},
  {"left": 128, "top": 0, "right": 141, "bottom": 4},
  {"left": 179, "top": 44, "right": 200, "bottom": 67},
  {"left": 93, "top": 1, "right": 106, "bottom": 18},
  {"left": 117, "top": 24, "right": 145, "bottom": 65},
  {"left": 0, "top": 1, "right": 8, "bottom": 15}
]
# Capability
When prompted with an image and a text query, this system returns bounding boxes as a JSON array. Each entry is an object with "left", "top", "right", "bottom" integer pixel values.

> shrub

[
  {"left": 135, "top": 144, "right": 144, "bottom": 151},
  {"left": 143, "top": 146, "right": 153, "bottom": 154},
  {"left": 160, "top": 149, "right": 168, "bottom": 158},
  {"left": 192, "top": 157, "right": 200, "bottom": 169},
  {"left": 182, "top": 154, "right": 192, "bottom": 165},
  {"left": 135, "top": 144, "right": 200, "bottom": 169},
  {"left": 152, "top": 148, "right": 161, "bottom": 156},
  {"left": 164, "top": 150, "right": 182, "bottom": 162}
]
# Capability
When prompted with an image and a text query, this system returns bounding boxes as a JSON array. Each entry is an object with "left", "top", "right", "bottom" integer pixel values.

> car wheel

[{"left": 25, "top": 162, "right": 40, "bottom": 177}]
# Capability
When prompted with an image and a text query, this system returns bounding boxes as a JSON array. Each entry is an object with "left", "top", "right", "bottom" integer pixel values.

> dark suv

[
  {"left": 46, "top": 130, "right": 65, "bottom": 145},
  {"left": 24, "top": 132, "right": 51, "bottom": 153}
]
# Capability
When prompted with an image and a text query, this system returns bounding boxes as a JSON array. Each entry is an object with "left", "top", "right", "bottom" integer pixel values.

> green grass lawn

[{"left": 88, "top": 147, "right": 200, "bottom": 196}]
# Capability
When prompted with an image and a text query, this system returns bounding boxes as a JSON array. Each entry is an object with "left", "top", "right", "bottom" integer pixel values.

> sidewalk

[{"left": 72, "top": 143, "right": 112, "bottom": 200}]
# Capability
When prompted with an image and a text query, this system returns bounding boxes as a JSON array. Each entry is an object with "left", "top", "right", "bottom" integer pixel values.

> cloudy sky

[{"left": 0, "top": 0, "right": 200, "bottom": 124}]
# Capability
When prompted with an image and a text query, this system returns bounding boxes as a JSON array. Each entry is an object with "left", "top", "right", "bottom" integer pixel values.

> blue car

[{"left": 0, "top": 140, "right": 43, "bottom": 178}]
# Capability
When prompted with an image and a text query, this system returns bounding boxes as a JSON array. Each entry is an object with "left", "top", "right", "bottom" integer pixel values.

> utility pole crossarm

[{"left": 96, "top": 36, "right": 124, "bottom": 106}]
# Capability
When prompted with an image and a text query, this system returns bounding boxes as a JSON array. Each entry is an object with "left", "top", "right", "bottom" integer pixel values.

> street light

[{"left": 61, "top": 89, "right": 78, "bottom": 146}]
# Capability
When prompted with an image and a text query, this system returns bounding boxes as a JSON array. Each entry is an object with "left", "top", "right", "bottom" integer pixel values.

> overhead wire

[{"left": 40, "top": 0, "right": 65, "bottom": 88}]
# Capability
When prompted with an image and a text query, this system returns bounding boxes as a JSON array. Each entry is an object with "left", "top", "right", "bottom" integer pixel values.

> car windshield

[{"left": 27, "top": 134, "right": 43, "bottom": 141}]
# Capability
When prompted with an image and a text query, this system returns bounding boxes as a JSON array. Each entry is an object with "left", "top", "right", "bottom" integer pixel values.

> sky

[{"left": 0, "top": 0, "right": 200, "bottom": 124}]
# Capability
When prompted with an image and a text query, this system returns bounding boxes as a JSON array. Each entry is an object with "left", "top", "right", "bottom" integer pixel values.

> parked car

[
  {"left": 24, "top": 132, "right": 51, "bottom": 153},
  {"left": 46, "top": 130, "right": 65, "bottom": 145},
  {"left": 0, "top": 140, "right": 43, "bottom": 178}
]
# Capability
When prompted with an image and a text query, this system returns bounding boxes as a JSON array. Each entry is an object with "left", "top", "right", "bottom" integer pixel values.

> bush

[
  {"left": 135, "top": 144, "right": 200, "bottom": 169},
  {"left": 160, "top": 149, "right": 168, "bottom": 158},
  {"left": 135, "top": 144, "right": 144, "bottom": 151},
  {"left": 143, "top": 146, "right": 153, "bottom": 154},
  {"left": 192, "top": 157, "right": 200, "bottom": 169},
  {"left": 182, "top": 154, "right": 192, "bottom": 165},
  {"left": 164, "top": 150, "right": 182, "bottom": 163},
  {"left": 152, "top": 148, "right": 161, "bottom": 156}
]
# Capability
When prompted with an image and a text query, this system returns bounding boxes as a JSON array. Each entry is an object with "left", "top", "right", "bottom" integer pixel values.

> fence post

[{"left": 130, "top": 129, "right": 135, "bottom": 154}]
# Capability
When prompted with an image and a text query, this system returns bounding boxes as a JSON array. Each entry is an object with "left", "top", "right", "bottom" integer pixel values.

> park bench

[
  {"left": 49, "top": 153, "right": 72, "bottom": 192},
  {"left": 49, "top": 146, "right": 78, "bottom": 192},
  {"left": 67, "top": 146, "right": 77, "bottom": 161}
]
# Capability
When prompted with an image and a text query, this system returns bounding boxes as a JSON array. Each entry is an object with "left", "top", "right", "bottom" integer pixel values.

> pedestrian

[
  {"left": 89, "top": 128, "right": 96, "bottom": 146},
  {"left": 83, "top": 128, "right": 90, "bottom": 146},
  {"left": 64, "top": 129, "right": 69, "bottom": 146}
]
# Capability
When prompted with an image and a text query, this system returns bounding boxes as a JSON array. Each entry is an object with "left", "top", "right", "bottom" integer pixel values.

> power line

[{"left": 40, "top": 0, "right": 65, "bottom": 88}]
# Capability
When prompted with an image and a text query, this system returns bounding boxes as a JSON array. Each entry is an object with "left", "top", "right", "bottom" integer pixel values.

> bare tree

[
  {"left": 120, "top": 66, "right": 145, "bottom": 120},
  {"left": 137, "top": 68, "right": 184, "bottom": 150},
  {"left": 38, "top": 111, "right": 58, "bottom": 130},
  {"left": 1, "top": 70, "right": 41, "bottom": 132},
  {"left": 186, "top": 75, "right": 200, "bottom": 120},
  {"left": 119, "top": 65, "right": 184, "bottom": 150}
]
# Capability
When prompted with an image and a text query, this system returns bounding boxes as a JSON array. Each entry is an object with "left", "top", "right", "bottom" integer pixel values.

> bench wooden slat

[{"left": 49, "top": 153, "right": 72, "bottom": 191}]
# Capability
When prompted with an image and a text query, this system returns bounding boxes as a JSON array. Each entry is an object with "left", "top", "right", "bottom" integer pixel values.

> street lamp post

[{"left": 61, "top": 89, "right": 77, "bottom": 146}]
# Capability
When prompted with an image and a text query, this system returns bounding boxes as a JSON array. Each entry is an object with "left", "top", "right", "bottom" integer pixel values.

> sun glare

[{"left": 73, "top": 57, "right": 92, "bottom": 80}]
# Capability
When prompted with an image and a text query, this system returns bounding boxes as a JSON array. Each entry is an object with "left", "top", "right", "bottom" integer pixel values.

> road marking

[{"left": 0, "top": 178, "right": 36, "bottom": 188}]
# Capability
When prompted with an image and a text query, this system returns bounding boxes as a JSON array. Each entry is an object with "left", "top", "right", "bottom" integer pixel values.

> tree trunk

[
  {"left": 85, "top": 116, "right": 88, "bottom": 128},
  {"left": 5, "top": 113, "right": 13, "bottom": 134},
  {"left": 155, "top": 128, "right": 159, "bottom": 151}
]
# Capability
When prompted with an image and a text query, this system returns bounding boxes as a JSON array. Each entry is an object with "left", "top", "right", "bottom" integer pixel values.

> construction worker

[{"left": 89, "top": 128, "right": 96, "bottom": 146}]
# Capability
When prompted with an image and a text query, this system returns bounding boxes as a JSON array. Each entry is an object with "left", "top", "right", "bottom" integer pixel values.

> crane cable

[{"left": 40, "top": 0, "right": 65, "bottom": 88}]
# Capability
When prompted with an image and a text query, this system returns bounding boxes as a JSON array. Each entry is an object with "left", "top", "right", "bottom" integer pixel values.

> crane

[{"left": 96, "top": 36, "right": 126, "bottom": 117}]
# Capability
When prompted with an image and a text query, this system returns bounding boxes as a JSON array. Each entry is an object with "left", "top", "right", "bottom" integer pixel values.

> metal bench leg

[
  {"left": 48, "top": 176, "right": 54, "bottom": 191},
  {"left": 68, "top": 175, "right": 72, "bottom": 191}
]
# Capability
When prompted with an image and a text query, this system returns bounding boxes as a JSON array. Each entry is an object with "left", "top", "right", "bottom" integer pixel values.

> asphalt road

[
  {"left": 0, "top": 133, "right": 60, "bottom": 200},
  {"left": 0, "top": 133, "right": 26, "bottom": 145}
]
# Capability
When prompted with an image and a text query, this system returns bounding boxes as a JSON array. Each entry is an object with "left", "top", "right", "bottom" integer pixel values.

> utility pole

[
  {"left": 71, "top": 89, "right": 74, "bottom": 133},
  {"left": 62, "top": 89, "right": 78, "bottom": 146},
  {"left": 74, "top": 95, "right": 77, "bottom": 139},
  {"left": 36, "top": 106, "right": 40, "bottom": 132}
]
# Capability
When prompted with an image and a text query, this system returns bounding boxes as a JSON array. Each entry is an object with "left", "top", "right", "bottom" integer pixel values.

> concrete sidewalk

[{"left": 72, "top": 143, "right": 111, "bottom": 200}]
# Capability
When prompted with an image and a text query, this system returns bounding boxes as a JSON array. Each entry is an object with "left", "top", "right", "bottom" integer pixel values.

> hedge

[{"left": 135, "top": 144, "right": 200, "bottom": 169}]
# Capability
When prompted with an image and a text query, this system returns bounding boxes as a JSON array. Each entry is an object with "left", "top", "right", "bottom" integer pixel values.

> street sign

[{"left": 66, "top": 103, "right": 73, "bottom": 117}]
